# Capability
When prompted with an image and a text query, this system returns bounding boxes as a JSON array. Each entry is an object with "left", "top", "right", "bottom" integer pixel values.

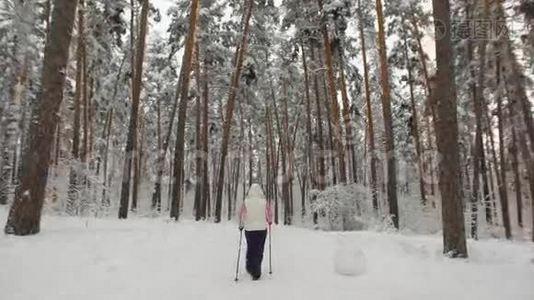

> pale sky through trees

[{"left": 151, "top": 0, "right": 436, "bottom": 60}]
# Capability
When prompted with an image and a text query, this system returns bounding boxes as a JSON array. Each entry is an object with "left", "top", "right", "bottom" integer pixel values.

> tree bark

[
  {"left": 376, "top": 0, "right": 399, "bottom": 227},
  {"left": 118, "top": 0, "right": 149, "bottom": 219},
  {"left": 431, "top": 0, "right": 468, "bottom": 257},
  {"left": 201, "top": 57, "right": 210, "bottom": 219},
  {"left": 338, "top": 46, "right": 357, "bottom": 183},
  {"left": 281, "top": 82, "right": 292, "bottom": 225},
  {"left": 310, "top": 44, "right": 326, "bottom": 192},
  {"left": 194, "top": 43, "right": 203, "bottom": 221},
  {"left": 101, "top": 108, "right": 113, "bottom": 207},
  {"left": 67, "top": 0, "right": 85, "bottom": 215},
  {"left": 410, "top": 10, "right": 437, "bottom": 198},
  {"left": 81, "top": 42, "right": 89, "bottom": 164},
  {"left": 358, "top": 0, "right": 378, "bottom": 210},
  {"left": 510, "top": 127, "right": 522, "bottom": 228},
  {"left": 214, "top": 0, "right": 254, "bottom": 223},
  {"left": 317, "top": 0, "right": 346, "bottom": 184},
  {"left": 131, "top": 117, "right": 144, "bottom": 212},
  {"left": 492, "top": 45, "right": 511, "bottom": 238},
  {"left": 402, "top": 32, "right": 426, "bottom": 205},
  {"left": 474, "top": 0, "right": 495, "bottom": 228},
  {"left": 466, "top": 2, "right": 482, "bottom": 238},
  {"left": 301, "top": 41, "right": 313, "bottom": 213},
  {"left": 4, "top": 0, "right": 78, "bottom": 235},
  {"left": 494, "top": 0, "right": 534, "bottom": 240},
  {"left": 318, "top": 48, "right": 336, "bottom": 185},
  {"left": 170, "top": 0, "right": 201, "bottom": 220}
]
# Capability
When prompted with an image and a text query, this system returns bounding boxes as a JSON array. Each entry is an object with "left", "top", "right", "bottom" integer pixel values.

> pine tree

[
  {"left": 357, "top": 0, "right": 378, "bottom": 211},
  {"left": 431, "top": 0, "right": 468, "bottom": 257},
  {"left": 118, "top": 0, "right": 149, "bottom": 219},
  {"left": 214, "top": 0, "right": 254, "bottom": 223},
  {"left": 4, "top": 0, "right": 79, "bottom": 235},
  {"left": 169, "top": 0, "right": 201, "bottom": 220},
  {"left": 375, "top": 0, "right": 399, "bottom": 228}
]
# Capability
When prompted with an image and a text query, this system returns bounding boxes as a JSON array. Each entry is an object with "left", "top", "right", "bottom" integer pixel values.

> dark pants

[{"left": 245, "top": 229, "right": 267, "bottom": 279}]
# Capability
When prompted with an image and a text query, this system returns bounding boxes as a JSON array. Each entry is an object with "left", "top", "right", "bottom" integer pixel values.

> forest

[
  {"left": 2, "top": 0, "right": 534, "bottom": 298},
  {"left": 1, "top": 0, "right": 534, "bottom": 268}
]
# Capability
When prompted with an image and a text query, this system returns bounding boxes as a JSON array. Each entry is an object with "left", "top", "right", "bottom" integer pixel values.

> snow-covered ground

[{"left": 1, "top": 207, "right": 533, "bottom": 300}]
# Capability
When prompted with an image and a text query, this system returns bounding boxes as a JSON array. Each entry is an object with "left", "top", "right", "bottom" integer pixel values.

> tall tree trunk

[
  {"left": 358, "top": 0, "right": 378, "bottom": 210},
  {"left": 318, "top": 48, "right": 336, "bottom": 185},
  {"left": 54, "top": 119, "right": 61, "bottom": 168},
  {"left": 466, "top": 2, "right": 482, "bottom": 238},
  {"left": 4, "top": 0, "right": 78, "bottom": 235},
  {"left": 201, "top": 57, "right": 210, "bottom": 219},
  {"left": 402, "top": 32, "right": 426, "bottom": 205},
  {"left": 470, "top": 133, "right": 481, "bottom": 239},
  {"left": 338, "top": 46, "right": 358, "bottom": 183},
  {"left": 101, "top": 108, "right": 113, "bottom": 206},
  {"left": 266, "top": 107, "right": 277, "bottom": 221},
  {"left": 496, "top": 93, "right": 511, "bottom": 238},
  {"left": 214, "top": 0, "right": 254, "bottom": 223},
  {"left": 100, "top": 53, "right": 126, "bottom": 207},
  {"left": 410, "top": 10, "right": 436, "bottom": 197},
  {"left": 474, "top": 0, "right": 494, "bottom": 227},
  {"left": 431, "top": 0, "right": 468, "bottom": 256},
  {"left": 81, "top": 48, "right": 89, "bottom": 163},
  {"left": 493, "top": 46, "right": 511, "bottom": 238},
  {"left": 516, "top": 132, "right": 534, "bottom": 242},
  {"left": 118, "top": 0, "right": 149, "bottom": 219},
  {"left": 310, "top": 44, "right": 326, "bottom": 192},
  {"left": 148, "top": 3, "right": 172, "bottom": 211},
  {"left": 194, "top": 43, "right": 203, "bottom": 221},
  {"left": 281, "top": 82, "right": 292, "bottom": 225},
  {"left": 301, "top": 42, "right": 313, "bottom": 198},
  {"left": 67, "top": 0, "right": 85, "bottom": 215},
  {"left": 151, "top": 76, "right": 183, "bottom": 212},
  {"left": 130, "top": 0, "right": 136, "bottom": 81},
  {"left": 131, "top": 117, "right": 144, "bottom": 212},
  {"left": 88, "top": 77, "right": 95, "bottom": 161},
  {"left": 510, "top": 128, "right": 522, "bottom": 228},
  {"left": 79, "top": 29, "right": 89, "bottom": 214},
  {"left": 317, "top": 0, "right": 346, "bottom": 184},
  {"left": 270, "top": 80, "right": 284, "bottom": 224},
  {"left": 170, "top": 0, "right": 201, "bottom": 220},
  {"left": 495, "top": 0, "right": 534, "bottom": 241},
  {"left": 376, "top": 0, "right": 399, "bottom": 227},
  {"left": 483, "top": 123, "right": 499, "bottom": 225},
  {"left": 507, "top": 81, "right": 534, "bottom": 241}
]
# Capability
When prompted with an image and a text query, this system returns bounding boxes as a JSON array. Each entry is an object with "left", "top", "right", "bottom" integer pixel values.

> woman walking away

[{"left": 239, "top": 183, "right": 273, "bottom": 280}]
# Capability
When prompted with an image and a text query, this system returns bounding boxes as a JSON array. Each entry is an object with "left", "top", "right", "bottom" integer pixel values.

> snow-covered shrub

[
  {"left": 310, "top": 183, "right": 370, "bottom": 231},
  {"left": 310, "top": 182, "right": 442, "bottom": 234}
]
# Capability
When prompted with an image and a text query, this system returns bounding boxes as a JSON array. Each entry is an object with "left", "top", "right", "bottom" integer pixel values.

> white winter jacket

[{"left": 239, "top": 184, "right": 272, "bottom": 231}]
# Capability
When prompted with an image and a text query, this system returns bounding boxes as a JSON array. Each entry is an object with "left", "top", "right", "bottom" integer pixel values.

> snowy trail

[{"left": 1, "top": 209, "right": 533, "bottom": 300}]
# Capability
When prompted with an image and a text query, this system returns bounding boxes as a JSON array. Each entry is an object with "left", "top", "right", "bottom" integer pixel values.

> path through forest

[{"left": 1, "top": 208, "right": 533, "bottom": 300}]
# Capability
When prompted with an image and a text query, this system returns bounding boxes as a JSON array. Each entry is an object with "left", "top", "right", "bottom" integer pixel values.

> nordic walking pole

[
  {"left": 268, "top": 223, "right": 272, "bottom": 275},
  {"left": 235, "top": 227, "right": 244, "bottom": 282}
]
